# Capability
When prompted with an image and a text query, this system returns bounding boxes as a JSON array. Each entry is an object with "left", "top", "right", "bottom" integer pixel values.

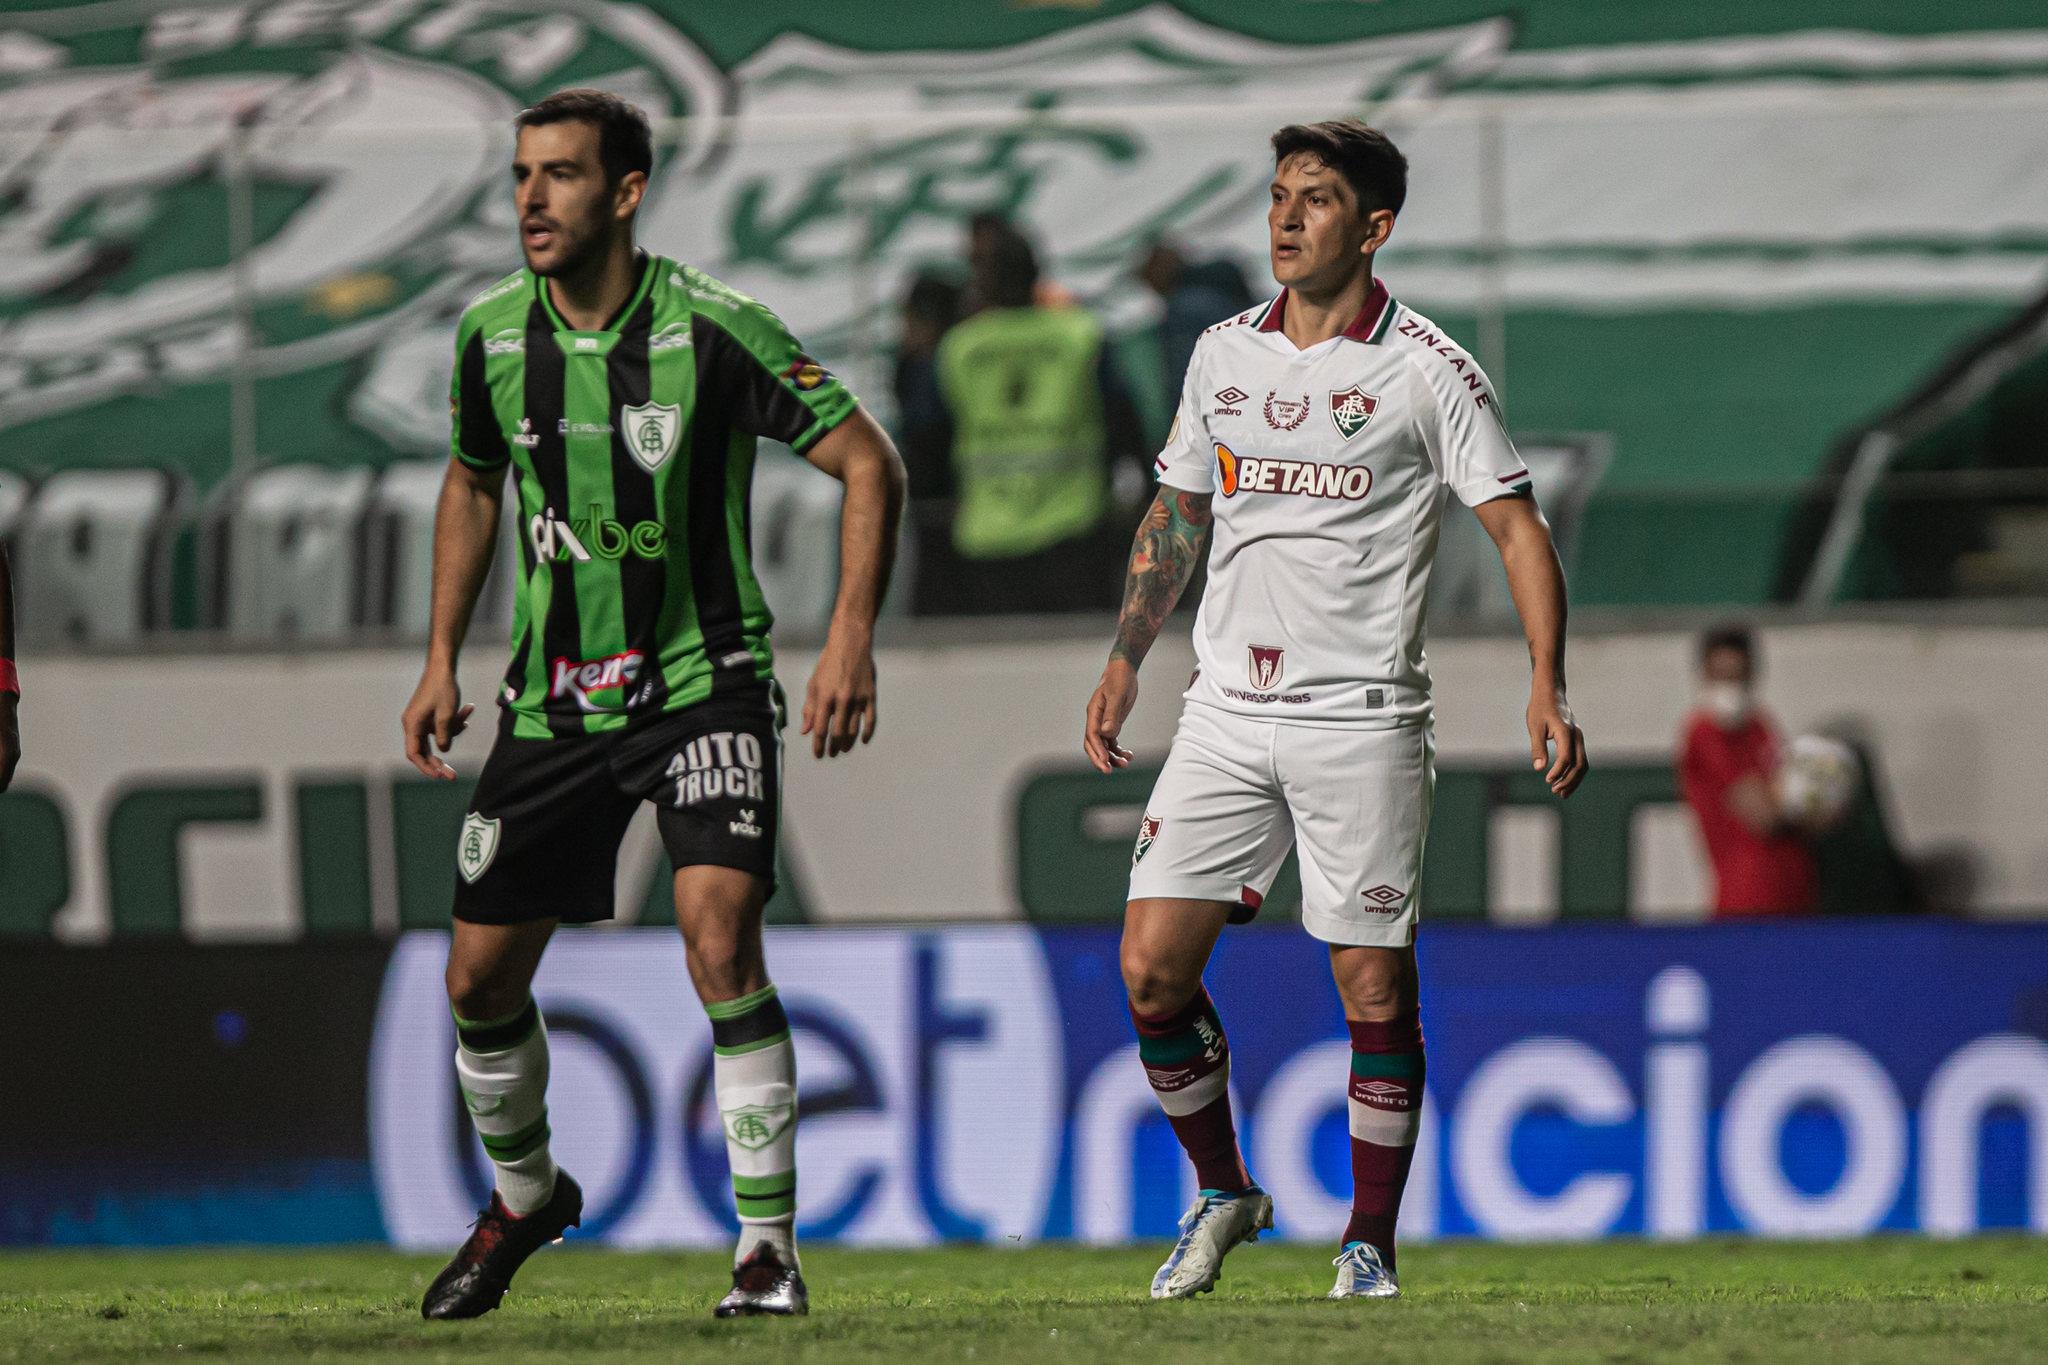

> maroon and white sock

[
  {"left": 1343, "top": 1012, "right": 1425, "bottom": 1267},
  {"left": 1132, "top": 986, "right": 1251, "bottom": 1193}
]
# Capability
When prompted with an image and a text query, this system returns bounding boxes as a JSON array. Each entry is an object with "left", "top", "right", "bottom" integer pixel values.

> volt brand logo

[
  {"left": 509, "top": 416, "right": 540, "bottom": 448},
  {"left": 729, "top": 808, "right": 764, "bottom": 839},
  {"left": 528, "top": 505, "right": 667, "bottom": 562},
  {"left": 1247, "top": 644, "right": 1284, "bottom": 692},
  {"left": 666, "top": 731, "right": 767, "bottom": 806},
  {"left": 1215, "top": 442, "right": 1372, "bottom": 501},
  {"left": 550, "top": 650, "right": 646, "bottom": 711}
]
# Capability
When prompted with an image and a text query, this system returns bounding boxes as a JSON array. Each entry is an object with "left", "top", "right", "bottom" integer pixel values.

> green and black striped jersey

[{"left": 450, "top": 253, "right": 857, "bottom": 738}]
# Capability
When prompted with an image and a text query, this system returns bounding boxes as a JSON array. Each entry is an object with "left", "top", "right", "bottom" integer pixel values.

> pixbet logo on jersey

[
  {"left": 1215, "top": 442, "right": 1373, "bottom": 501},
  {"left": 666, "top": 732, "right": 767, "bottom": 807},
  {"left": 549, "top": 650, "right": 648, "bottom": 712},
  {"left": 528, "top": 505, "right": 667, "bottom": 562}
]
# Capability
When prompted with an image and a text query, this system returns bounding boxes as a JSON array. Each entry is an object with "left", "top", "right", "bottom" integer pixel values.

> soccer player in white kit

[{"left": 1083, "top": 119, "right": 1588, "bottom": 1301}]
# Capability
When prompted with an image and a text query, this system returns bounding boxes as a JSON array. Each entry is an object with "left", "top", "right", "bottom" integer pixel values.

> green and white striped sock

[
  {"left": 453, "top": 998, "right": 557, "bottom": 1216},
  {"left": 706, "top": 983, "right": 797, "bottom": 1259}
]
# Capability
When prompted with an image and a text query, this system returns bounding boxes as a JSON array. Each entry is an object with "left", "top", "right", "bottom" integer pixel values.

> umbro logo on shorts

[{"left": 1362, "top": 884, "right": 1405, "bottom": 910}]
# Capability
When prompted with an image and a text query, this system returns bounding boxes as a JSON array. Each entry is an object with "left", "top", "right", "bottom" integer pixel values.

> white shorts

[{"left": 1127, "top": 702, "right": 1435, "bottom": 947}]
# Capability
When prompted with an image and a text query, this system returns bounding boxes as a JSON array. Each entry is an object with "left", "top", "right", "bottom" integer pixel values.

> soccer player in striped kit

[
  {"left": 1084, "top": 119, "right": 1588, "bottom": 1301},
  {"left": 401, "top": 90, "right": 905, "bottom": 1320}
]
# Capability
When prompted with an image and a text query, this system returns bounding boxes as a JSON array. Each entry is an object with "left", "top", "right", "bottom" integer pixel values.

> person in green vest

[{"left": 934, "top": 225, "right": 1146, "bottom": 613}]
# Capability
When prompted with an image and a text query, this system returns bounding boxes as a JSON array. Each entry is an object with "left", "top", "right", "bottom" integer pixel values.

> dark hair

[
  {"left": 515, "top": 89, "right": 653, "bottom": 186},
  {"left": 1698, "top": 621, "right": 1756, "bottom": 666},
  {"left": 904, "top": 271, "right": 964, "bottom": 330},
  {"left": 983, "top": 228, "right": 1040, "bottom": 309},
  {"left": 1270, "top": 119, "right": 1408, "bottom": 217}
]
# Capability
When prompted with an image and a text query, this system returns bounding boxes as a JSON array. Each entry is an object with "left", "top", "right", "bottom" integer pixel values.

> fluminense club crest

[
  {"left": 622, "top": 400, "right": 680, "bottom": 474},
  {"left": 1248, "top": 645, "right": 1284, "bottom": 692},
  {"left": 1330, "top": 385, "right": 1379, "bottom": 440},
  {"left": 1134, "top": 814, "right": 1162, "bottom": 866}
]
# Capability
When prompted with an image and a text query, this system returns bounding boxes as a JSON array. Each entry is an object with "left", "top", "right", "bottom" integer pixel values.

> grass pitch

[{"left": 3, "top": 1238, "right": 2044, "bottom": 1363}]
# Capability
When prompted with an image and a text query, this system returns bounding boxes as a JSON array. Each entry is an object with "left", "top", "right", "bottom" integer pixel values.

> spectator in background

[
  {"left": 1140, "top": 237, "right": 1254, "bottom": 421},
  {"left": 967, "top": 211, "right": 1074, "bottom": 313},
  {"left": 892, "top": 272, "right": 965, "bottom": 613},
  {"left": 1677, "top": 623, "right": 1822, "bottom": 916},
  {"left": 935, "top": 226, "right": 1147, "bottom": 613}
]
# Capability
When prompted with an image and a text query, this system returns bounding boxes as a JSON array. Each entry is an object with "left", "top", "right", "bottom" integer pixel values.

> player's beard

[{"left": 524, "top": 213, "right": 607, "bottom": 280}]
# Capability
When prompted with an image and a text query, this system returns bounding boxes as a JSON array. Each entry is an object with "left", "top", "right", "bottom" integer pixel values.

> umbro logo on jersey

[
  {"left": 1263, "top": 391, "right": 1309, "bottom": 431},
  {"left": 1362, "top": 884, "right": 1405, "bottom": 909},
  {"left": 1215, "top": 442, "right": 1373, "bottom": 501},
  {"left": 1330, "top": 385, "right": 1379, "bottom": 440},
  {"left": 1214, "top": 387, "right": 1248, "bottom": 415},
  {"left": 1354, "top": 1079, "right": 1412, "bottom": 1109},
  {"left": 509, "top": 416, "right": 540, "bottom": 449}
]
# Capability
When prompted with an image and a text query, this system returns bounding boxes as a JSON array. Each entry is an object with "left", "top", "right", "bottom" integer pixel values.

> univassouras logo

[
  {"left": 1216, "top": 442, "right": 1372, "bottom": 500},
  {"left": 528, "top": 505, "right": 667, "bottom": 562}
]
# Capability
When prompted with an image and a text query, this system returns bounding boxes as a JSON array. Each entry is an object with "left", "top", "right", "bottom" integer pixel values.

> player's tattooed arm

[
  {"left": 1110, "top": 488, "right": 1212, "bottom": 670},
  {"left": 1086, "top": 488, "right": 1211, "bottom": 773}
]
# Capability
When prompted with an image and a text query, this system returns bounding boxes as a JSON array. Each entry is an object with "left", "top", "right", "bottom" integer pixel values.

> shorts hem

[
  {"left": 1125, "top": 874, "right": 1257, "bottom": 908},
  {"left": 452, "top": 900, "right": 617, "bottom": 926},
  {"left": 1301, "top": 906, "right": 1415, "bottom": 947}
]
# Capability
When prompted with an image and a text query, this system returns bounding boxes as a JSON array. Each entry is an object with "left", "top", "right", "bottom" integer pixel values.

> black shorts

[{"left": 452, "top": 685, "right": 784, "bottom": 925}]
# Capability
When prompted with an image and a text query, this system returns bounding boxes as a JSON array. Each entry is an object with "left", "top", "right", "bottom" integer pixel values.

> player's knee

[
  {"left": 444, "top": 959, "right": 527, "bottom": 1022},
  {"left": 1120, "top": 945, "right": 1198, "bottom": 1018}
]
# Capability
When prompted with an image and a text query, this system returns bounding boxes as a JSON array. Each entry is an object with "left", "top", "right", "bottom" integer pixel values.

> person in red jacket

[{"left": 1677, "top": 623, "right": 1818, "bottom": 916}]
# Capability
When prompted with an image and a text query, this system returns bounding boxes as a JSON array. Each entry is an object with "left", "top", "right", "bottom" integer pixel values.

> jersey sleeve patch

[
  {"left": 451, "top": 325, "right": 511, "bottom": 472},
  {"left": 696, "top": 310, "right": 859, "bottom": 453}
]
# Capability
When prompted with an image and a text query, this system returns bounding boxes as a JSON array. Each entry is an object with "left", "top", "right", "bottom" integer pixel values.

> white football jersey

[{"left": 1156, "top": 281, "right": 1532, "bottom": 727}]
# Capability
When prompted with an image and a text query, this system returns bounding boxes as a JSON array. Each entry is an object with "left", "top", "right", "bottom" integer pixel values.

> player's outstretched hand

[
  {"left": 1084, "top": 660, "right": 1139, "bottom": 774},
  {"left": 1528, "top": 692, "right": 1588, "bottom": 798},
  {"left": 402, "top": 667, "right": 473, "bottom": 780},
  {"left": 803, "top": 632, "right": 877, "bottom": 759}
]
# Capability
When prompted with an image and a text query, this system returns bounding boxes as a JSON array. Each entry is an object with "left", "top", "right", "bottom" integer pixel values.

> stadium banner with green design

[
  {"left": 6, "top": 921, "right": 2046, "bottom": 1245},
  {"left": 2, "top": 624, "right": 2043, "bottom": 940},
  {"left": 3, "top": 2, "right": 2046, "bottom": 606}
]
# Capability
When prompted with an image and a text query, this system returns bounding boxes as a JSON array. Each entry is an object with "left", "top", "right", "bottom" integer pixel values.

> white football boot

[
  {"left": 1149, "top": 1187, "right": 1275, "bottom": 1300},
  {"left": 1327, "top": 1240, "right": 1400, "bottom": 1299}
]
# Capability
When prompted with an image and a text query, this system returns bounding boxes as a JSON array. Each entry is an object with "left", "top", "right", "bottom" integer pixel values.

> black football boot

[
  {"left": 420, "top": 1172, "right": 583, "bottom": 1320},
  {"left": 713, "top": 1243, "right": 809, "bottom": 1318}
]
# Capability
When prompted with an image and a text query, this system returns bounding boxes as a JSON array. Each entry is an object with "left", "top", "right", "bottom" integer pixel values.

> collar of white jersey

[{"left": 1253, "top": 278, "right": 1397, "bottom": 345}]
